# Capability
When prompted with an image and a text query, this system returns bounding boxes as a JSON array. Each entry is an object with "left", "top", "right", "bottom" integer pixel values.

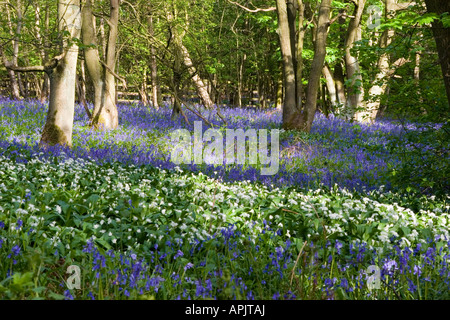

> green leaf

[{"left": 401, "top": 226, "right": 411, "bottom": 236}]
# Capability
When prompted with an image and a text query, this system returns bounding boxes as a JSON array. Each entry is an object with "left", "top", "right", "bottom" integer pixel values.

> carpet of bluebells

[{"left": 0, "top": 97, "right": 449, "bottom": 300}]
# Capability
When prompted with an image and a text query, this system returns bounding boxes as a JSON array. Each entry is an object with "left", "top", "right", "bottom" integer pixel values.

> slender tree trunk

[
  {"left": 171, "top": 44, "right": 183, "bottom": 120},
  {"left": 99, "top": 17, "right": 107, "bottom": 59},
  {"left": 178, "top": 42, "right": 214, "bottom": 108},
  {"left": 35, "top": 3, "right": 50, "bottom": 102},
  {"left": 334, "top": 62, "right": 347, "bottom": 113},
  {"left": 344, "top": 0, "right": 366, "bottom": 120},
  {"left": 76, "top": 59, "right": 91, "bottom": 119},
  {"left": 322, "top": 63, "right": 338, "bottom": 109},
  {"left": 355, "top": 0, "right": 396, "bottom": 122},
  {"left": 300, "top": 0, "right": 332, "bottom": 132},
  {"left": 276, "top": 72, "right": 283, "bottom": 110},
  {"left": 424, "top": 0, "right": 450, "bottom": 108},
  {"left": 148, "top": 14, "right": 160, "bottom": 109},
  {"left": 40, "top": 0, "right": 81, "bottom": 147},
  {"left": 237, "top": 52, "right": 246, "bottom": 107},
  {"left": 4, "top": 0, "right": 22, "bottom": 99}
]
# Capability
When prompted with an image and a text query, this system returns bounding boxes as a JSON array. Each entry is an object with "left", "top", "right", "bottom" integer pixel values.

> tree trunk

[
  {"left": 344, "top": 0, "right": 366, "bottom": 121},
  {"left": 148, "top": 14, "right": 160, "bottom": 109},
  {"left": 237, "top": 52, "right": 246, "bottom": 107},
  {"left": 82, "top": 0, "right": 119, "bottom": 130},
  {"left": 276, "top": 72, "right": 283, "bottom": 110},
  {"left": 171, "top": 45, "right": 183, "bottom": 120},
  {"left": 300, "top": 0, "right": 332, "bottom": 132},
  {"left": 38, "top": 3, "right": 51, "bottom": 103},
  {"left": 322, "top": 63, "right": 338, "bottom": 109},
  {"left": 178, "top": 42, "right": 214, "bottom": 108},
  {"left": 296, "top": 0, "right": 306, "bottom": 109},
  {"left": 4, "top": 0, "right": 22, "bottom": 99},
  {"left": 40, "top": 0, "right": 81, "bottom": 147},
  {"left": 356, "top": 0, "right": 395, "bottom": 123},
  {"left": 334, "top": 62, "right": 347, "bottom": 114},
  {"left": 424, "top": 0, "right": 450, "bottom": 108},
  {"left": 276, "top": 0, "right": 297, "bottom": 128},
  {"left": 287, "top": 0, "right": 298, "bottom": 101}
]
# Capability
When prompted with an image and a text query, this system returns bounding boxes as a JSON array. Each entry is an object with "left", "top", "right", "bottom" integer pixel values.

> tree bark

[
  {"left": 424, "top": 0, "right": 450, "bottom": 108},
  {"left": 40, "top": 0, "right": 81, "bottom": 147},
  {"left": 296, "top": 0, "right": 306, "bottom": 109},
  {"left": 344, "top": 0, "right": 366, "bottom": 121},
  {"left": 81, "top": 0, "right": 119, "bottom": 130},
  {"left": 3, "top": 0, "right": 23, "bottom": 99},
  {"left": 35, "top": 3, "right": 50, "bottom": 102},
  {"left": 356, "top": 0, "right": 396, "bottom": 123},
  {"left": 179, "top": 42, "right": 214, "bottom": 108},
  {"left": 300, "top": 0, "right": 332, "bottom": 132},
  {"left": 334, "top": 62, "right": 347, "bottom": 112},
  {"left": 148, "top": 14, "right": 160, "bottom": 109},
  {"left": 276, "top": 0, "right": 297, "bottom": 128},
  {"left": 322, "top": 63, "right": 338, "bottom": 109},
  {"left": 276, "top": 72, "right": 283, "bottom": 110}
]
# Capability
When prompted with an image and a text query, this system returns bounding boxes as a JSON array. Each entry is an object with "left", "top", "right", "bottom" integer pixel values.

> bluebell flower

[
  {"left": 383, "top": 259, "right": 397, "bottom": 276},
  {"left": 424, "top": 247, "right": 436, "bottom": 265},
  {"left": 174, "top": 250, "right": 184, "bottom": 259},
  {"left": 335, "top": 240, "right": 343, "bottom": 255},
  {"left": 64, "top": 290, "right": 74, "bottom": 300},
  {"left": 11, "top": 245, "right": 21, "bottom": 256},
  {"left": 407, "top": 279, "right": 417, "bottom": 293},
  {"left": 83, "top": 239, "right": 96, "bottom": 254},
  {"left": 16, "top": 219, "right": 23, "bottom": 230}
]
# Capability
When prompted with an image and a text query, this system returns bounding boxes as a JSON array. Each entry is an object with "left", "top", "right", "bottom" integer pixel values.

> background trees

[{"left": 0, "top": 0, "right": 448, "bottom": 145}]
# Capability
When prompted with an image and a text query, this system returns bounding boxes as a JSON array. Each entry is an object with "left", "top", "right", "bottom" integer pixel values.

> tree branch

[
  {"left": 100, "top": 60, "right": 127, "bottom": 89},
  {"left": 227, "top": 0, "right": 276, "bottom": 13},
  {"left": 387, "top": 57, "right": 410, "bottom": 77},
  {"left": 1, "top": 45, "right": 65, "bottom": 73}
]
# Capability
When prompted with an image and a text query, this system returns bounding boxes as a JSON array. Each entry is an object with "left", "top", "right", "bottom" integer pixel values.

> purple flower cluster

[{"left": 0, "top": 97, "right": 434, "bottom": 192}]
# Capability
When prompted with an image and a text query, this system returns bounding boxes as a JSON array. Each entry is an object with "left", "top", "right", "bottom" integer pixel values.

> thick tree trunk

[
  {"left": 82, "top": 0, "right": 119, "bottom": 130},
  {"left": 40, "top": 0, "right": 81, "bottom": 147},
  {"left": 424, "top": 0, "right": 450, "bottom": 108},
  {"left": 276, "top": 0, "right": 297, "bottom": 128},
  {"left": 296, "top": 0, "right": 305, "bottom": 109},
  {"left": 287, "top": 0, "right": 298, "bottom": 101}
]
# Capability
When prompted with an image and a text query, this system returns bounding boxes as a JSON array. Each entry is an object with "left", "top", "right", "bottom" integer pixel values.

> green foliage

[{"left": 386, "top": 120, "right": 450, "bottom": 197}]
